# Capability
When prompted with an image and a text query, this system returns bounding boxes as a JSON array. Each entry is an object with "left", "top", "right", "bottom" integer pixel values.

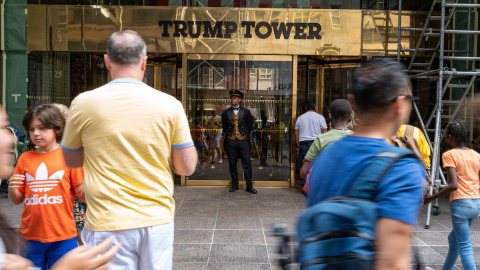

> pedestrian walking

[
  {"left": 305, "top": 58, "right": 426, "bottom": 269},
  {"left": 61, "top": 30, "right": 197, "bottom": 269},
  {"left": 424, "top": 119, "right": 480, "bottom": 270},
  {"left": 295, "top": 100, "right": 327, "bottom": 185}
]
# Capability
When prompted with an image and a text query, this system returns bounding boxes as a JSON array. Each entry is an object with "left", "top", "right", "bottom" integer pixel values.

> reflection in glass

[
  {"left": 243, "top": 59, "right": 292, "bottom": 181},
  {"left": 186, "top": 59, "right": 237, "bottom": 181}
]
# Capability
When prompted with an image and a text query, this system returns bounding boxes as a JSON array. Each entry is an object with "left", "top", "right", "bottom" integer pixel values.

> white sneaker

[
  {"left": 218, "top": 159, "right": 223, "bottom": 164},
  {"left": 250, "top": 157, "right": 255, "bottom": 161}
]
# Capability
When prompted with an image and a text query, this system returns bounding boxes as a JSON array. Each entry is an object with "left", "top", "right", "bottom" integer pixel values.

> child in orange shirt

[
  {"left": 424, "top": 119, "right": 480, "bottom": 270},
  {"left": 8, "top": 104, "right": 85, "bottom": 270}
]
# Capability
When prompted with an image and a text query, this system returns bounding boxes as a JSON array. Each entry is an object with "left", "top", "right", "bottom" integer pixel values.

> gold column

[
  {"left": 291, "top": 55, "right": 298, "bottom": 188},
  {"left": 318, "top": 67, "right": 325, "bottom": 116},
  {"left": 181, "top": 53, "right": 188, "bottom": 187}
]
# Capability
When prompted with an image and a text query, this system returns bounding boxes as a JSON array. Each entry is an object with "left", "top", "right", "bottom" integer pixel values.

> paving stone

[
  {"left": 174, "top": 230, "right": 214, "bottom": 244},
  {"left": 213, "top": 229, "right": 265, "bottom": 245},
  {"left": 209, "top": 244, "right": 269, "bottom": 263},
  {"left": 173, "top": 244, "right": 210, "bottom": 263}
]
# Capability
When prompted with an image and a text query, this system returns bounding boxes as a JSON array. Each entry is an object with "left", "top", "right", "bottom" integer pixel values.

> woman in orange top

[{"left": 424, "top": 119, "right": 480, "bottom": 270}]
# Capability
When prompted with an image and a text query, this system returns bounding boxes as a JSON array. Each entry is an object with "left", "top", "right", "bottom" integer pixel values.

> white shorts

[
  {"left": 213, "top": 133, "right": 221, "bottom": 148},
  {"left": 82, "top": 222, "right": 174, "bottom": 270}
]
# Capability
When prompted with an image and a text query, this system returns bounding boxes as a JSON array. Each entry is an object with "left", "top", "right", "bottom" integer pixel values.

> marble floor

[{"left": 1, "top": 186, "right": 479, "bottom": 270}]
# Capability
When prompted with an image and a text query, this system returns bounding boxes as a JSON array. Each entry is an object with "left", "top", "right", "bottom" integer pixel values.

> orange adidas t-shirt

[
  {"left": 442, "top": 148, "right": 480, "bottom": 202},
  {"left": 14, "top": 147, "right": 83, "bottom": 243}
]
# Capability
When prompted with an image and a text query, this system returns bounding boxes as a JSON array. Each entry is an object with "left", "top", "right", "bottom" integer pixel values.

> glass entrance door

[{"left": 185, "top": 54, "right": 293, "bottom": 187}]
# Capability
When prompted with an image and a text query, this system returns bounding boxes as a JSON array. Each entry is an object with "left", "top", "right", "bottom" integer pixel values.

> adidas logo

[
  {"left": 26, "top": 162, "right": 64, "bottom": 192},
  {"left": 24, "top": 194, "right": 63, "bottom": 205}
]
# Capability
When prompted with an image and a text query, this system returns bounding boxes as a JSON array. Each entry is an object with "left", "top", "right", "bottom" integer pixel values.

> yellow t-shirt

[
  {"left": 442, "top": 149, "right": 480, "bottom": 202},
  {"left": 62, "top": 79, "right": 193, "bottom": 231},
  {"left": 389, "top": 124, "right": 431, "bottom": 167}
]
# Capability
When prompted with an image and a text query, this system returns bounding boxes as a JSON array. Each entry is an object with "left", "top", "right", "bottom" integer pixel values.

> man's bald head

[{"left": 106, "top": 30, "right": 146, "bottom": 65}]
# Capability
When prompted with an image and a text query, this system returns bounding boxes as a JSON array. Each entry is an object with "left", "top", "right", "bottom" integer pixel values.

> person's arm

[
  {"left": 321, "top": 128, "right": 328, "bottom": 133},
  {"left": 374, "top": 218, "right": 413, "bottom": 270},
  {"left": 295, "top": 129, "right": 300, "bottom": 154},
  {"left": 74, "top": 183, "right": 85, "bottom": 203},
  {"left": 2, "top": 254, "right": 34, "bottom": 270},
  {"left": 63, "top": 149, "right": 84, "bottom": 168},
  {"left": 171, "top": 146, "right": 197, "bottom": 176},
  {"left": 300, "top": 160, "right": 311, "bottom": 179},
  {"left": 424, "top": 167, "right": 457, "bottom": 205},
  {"left": 8, "top": 174, "right": 25, "bottom": 205},
  {"left": 50, "top": 237, "right": 120, "bottom": 270}
]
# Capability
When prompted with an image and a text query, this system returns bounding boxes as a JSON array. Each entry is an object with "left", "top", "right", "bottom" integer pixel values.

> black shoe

[
  {"left": 229, "top": 187, "right": 238, "bottom": 192},
  {"left": 246, "top": 187, "right": 257, "bottom": 194}
]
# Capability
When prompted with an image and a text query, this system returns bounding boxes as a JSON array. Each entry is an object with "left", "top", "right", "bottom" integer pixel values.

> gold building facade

[{"left": 5, "top": 4, "right": 430, "bottom": 187}]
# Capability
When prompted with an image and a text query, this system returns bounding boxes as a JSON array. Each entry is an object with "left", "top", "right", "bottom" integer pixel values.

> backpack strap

[
  {"left": 404, "top": 125, "right": 415, "bottom": 138},
  {"left": 348, "top": 146, "right": 416, "bottom": 200}
]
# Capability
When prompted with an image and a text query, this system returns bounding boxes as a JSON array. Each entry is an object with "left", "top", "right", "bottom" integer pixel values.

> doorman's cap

[{"left": 229, "top": 89, "right": 243, "bottom": 99}]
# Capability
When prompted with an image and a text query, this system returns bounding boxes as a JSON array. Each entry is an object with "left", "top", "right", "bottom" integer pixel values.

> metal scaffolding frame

[{"left": 398, "top": 0, "right": 480, "bottom": 228}]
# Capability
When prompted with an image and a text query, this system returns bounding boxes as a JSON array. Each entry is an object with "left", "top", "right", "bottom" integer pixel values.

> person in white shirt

[{"left": 295, "top": 100, "right": 327, "bottom": 185}]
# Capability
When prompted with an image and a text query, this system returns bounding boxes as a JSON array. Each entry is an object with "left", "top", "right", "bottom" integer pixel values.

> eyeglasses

[{"left": 391, "top": 94, "right": 413, "bottom": 102}]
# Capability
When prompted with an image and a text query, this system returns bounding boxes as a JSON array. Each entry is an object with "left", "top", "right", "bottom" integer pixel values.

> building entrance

[{"left": 184, "top": 54, "right": 294, "bottom": 187}]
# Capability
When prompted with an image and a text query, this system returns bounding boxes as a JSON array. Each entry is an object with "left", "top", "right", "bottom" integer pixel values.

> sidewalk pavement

[{"left": 1, "top": 186, "right": 479, "bottom": 269}]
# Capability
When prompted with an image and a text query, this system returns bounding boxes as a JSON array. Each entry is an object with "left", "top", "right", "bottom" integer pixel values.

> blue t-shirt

[{"left": 308, "top": 135, "right": 426, "bottom": 226}]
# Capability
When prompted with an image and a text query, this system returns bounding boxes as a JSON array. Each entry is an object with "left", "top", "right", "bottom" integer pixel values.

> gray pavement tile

[
  {"left": 213, "top": 229, "right": 266, "bottom": 245},
  {"left": 414, "top": 231, "right": 451, "bottom": 246},
  {"left": 173, "top": 262, "right": 208, "bottom": 270},
  {"left": 221, "top": 191, "right": 259, "bottom": 200},
  {"left": 216, "top": 208, "right": 259, "bottom": 219},
  {"left": 173, "top": 244, "right": 210, "bottom": 263},
  {"left": 260, "top": 217, "right": 297, "bottom": 232},
  {"left": 207, "top": 263, "right": 271, "bottom": 270},
  {"left": 209, "top": 244, "right": 269, "bottom": 263},
  {"left": 257, "top": 199, "right": 296, "bottom": 209},
  {"left": 179, "top": 200, "right": 220, "bottom": 209},
  {"left": 174, "top": 230, "right": 214, "bottom": 244},
  {"left": 258, "top": 208, "right": 303, "bottom": 219},
  {"left": 175, "top": 207, "right": 218, "bottom": 218},
  {"left": 215, "top": 216, "right": 262, "bottom": 230},
  {"left": 175, "top": 217, "right": 217, "bottom": 230},
  {"left": 217, "top": 199, "right": 258, "bottom": 209},
  {"left": 414, "top": 246, "right": 447, "bottom": 266}
]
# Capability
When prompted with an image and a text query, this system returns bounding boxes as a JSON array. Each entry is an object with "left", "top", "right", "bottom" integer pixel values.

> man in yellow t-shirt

[{"left": 62, "top": 30, "right": 197, "bottom": 269}]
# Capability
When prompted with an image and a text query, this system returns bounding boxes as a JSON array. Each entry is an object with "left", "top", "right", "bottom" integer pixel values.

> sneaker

[
  {"left": 250, "top": 157, "right": 255, "bottom": 161},
  {"left": 218, "top": 159, "right": 223, "bottom": 164}
]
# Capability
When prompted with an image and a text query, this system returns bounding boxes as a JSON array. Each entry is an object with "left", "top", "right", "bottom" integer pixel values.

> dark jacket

[{"left": 221, "top": 106, "right": 253, "bottom": 138}]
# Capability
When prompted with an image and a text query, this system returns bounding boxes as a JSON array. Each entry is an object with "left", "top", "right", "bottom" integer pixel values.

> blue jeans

[{"left": 442, "top": 199, "right": 480, "bottom": 270}]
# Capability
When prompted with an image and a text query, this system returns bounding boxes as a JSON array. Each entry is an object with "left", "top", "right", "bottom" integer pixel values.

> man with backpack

[{"left": 302, "top": 58, "right": 426, "bottom": 269}]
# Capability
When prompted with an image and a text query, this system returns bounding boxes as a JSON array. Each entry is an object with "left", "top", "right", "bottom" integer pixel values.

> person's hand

[
  {"left": 423, "top": 193, "right": 433, "bottom": 205},
  {"left": 1, "top": 254, "right": 33, "bottom": 270},
  {"left": 8, "top": 175, "right": 25, "bottom": 191},
  {"left": 50, "top": 237, "right": 120, "bottom": 270},
  {"left": 296, "top": 148, "right": 299, "bottom": 155}
]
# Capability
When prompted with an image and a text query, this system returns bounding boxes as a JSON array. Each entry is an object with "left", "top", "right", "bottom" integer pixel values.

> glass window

[{"left": 185, "top": 55, "right": 293, "bottom": 182}]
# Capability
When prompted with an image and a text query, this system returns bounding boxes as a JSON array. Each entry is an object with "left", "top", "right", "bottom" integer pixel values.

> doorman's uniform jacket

[{"left": 221, "top": 107, "right": 253, "bottom": 138}]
